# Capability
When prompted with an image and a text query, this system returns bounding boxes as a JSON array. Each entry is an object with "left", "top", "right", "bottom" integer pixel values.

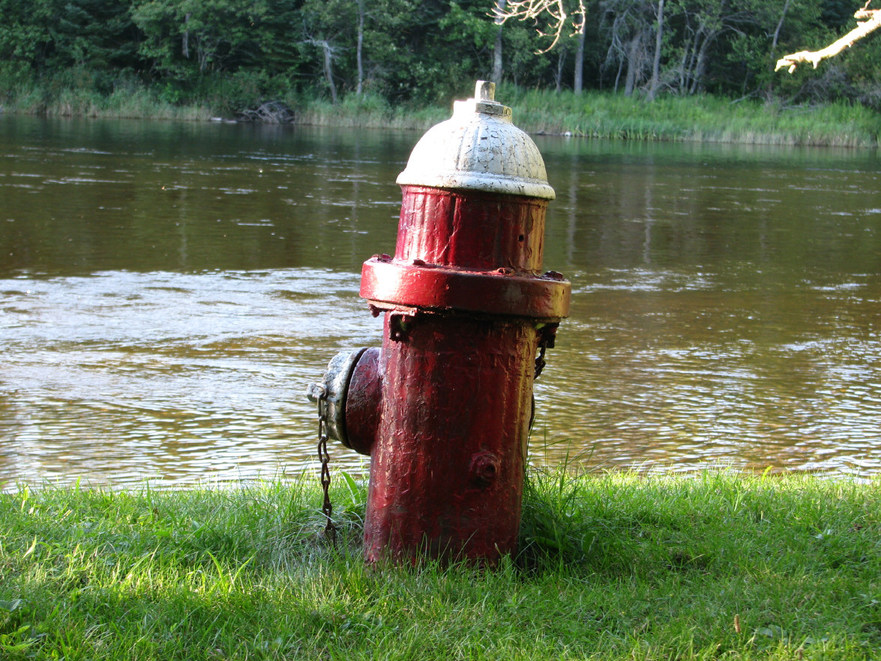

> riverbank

[
  {"left": 5, "top": 82, "right": 881, "bottom": 147},
  {"left": 1, "top": 470, "right": 879, "bottom": 659}
]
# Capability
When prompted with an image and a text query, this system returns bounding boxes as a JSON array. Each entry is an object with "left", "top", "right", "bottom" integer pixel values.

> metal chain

[
  {"left": 316, "top": 388, "right": 337, "bottom": 546},
  {"left": 534, "top": 323, "right": 558, "bottom": 380},
  {"left": 534, "top": 342, "right": 548, "bottom": 380}
]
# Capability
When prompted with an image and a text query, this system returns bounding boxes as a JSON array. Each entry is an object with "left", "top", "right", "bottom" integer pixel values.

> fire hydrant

[{"left": 308, "top": 81, "right": 570, "bottom": 564}]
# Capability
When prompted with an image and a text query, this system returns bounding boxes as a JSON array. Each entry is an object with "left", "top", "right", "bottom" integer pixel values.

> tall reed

[{"left": 502, "top": 86, "right": 881, "bottom": 147}]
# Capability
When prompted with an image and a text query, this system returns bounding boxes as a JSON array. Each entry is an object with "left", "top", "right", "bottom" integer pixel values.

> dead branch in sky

[
  {"left": 776, "top": 1, "right": 881, "bottom": 73},
  {"left": 493, "top": 0, "right": 586, "bottom": 52}
]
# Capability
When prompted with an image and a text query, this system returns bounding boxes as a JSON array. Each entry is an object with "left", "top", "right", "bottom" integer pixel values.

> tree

[
  {"left": 0, "top": 0, "right": 66, "bottom": 75},
  {"left": 4, "top": 0, "right": 879, "bottom": 111},
  {"left": 598, "top": 0, "right": 821, "bottom": 99},
  {"left": 130, "top": 0, "right": 270, "bottom": 77},
  {"left": 599, "top": 0, "right": 652, "bottom": 95},
  {"left": 0, "top": 0, "right": 138, "bottom": 79},
  {"left": 300, "top": 0, "right": 357, "bottom": 103}
]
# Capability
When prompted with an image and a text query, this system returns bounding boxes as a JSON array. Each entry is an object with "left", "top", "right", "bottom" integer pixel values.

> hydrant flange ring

[{"left": 360, "top": 258, "right": 571, "bottom": 321}]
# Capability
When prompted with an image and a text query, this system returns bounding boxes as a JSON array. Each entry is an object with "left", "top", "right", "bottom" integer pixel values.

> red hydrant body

[{"left": 311, "top": 82, "right": 569, "bottom": 564}]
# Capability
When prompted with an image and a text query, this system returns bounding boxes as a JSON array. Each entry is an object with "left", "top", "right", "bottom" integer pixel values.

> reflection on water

[{"left": 1, "top": 116, "right": 880, "bottom": 488}]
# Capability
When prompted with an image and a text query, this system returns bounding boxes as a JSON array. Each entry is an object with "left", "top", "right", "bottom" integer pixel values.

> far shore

[{"left": 5, "top": 85, "right": 881, "bottom": 148}]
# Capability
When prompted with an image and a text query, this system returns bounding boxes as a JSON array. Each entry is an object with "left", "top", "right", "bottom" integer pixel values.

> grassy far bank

[
  {"left": 1, "top": 470, "right": 880, "bottom": 659},
  {"left": 4, "top": 80, "right": 881, "bottom": 147}
]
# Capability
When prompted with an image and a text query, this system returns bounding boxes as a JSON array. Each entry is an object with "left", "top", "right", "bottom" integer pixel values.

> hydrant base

[{"left": 363, "top": 314, "right": 535, "bottom": 565}]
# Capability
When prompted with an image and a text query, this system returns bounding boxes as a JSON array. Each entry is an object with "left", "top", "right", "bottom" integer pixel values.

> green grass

[{"left": 1, "top": 470, "right": 880, "bottom": 659}]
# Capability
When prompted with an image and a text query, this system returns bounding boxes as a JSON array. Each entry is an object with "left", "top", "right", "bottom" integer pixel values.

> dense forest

[{"left": 1, "top": 0, "right": 879, "bottom": 116}]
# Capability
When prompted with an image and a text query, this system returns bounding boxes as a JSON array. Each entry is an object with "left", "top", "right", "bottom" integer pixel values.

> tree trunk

[
  {"left": 196, "top": 35, "right": 212, "bottom": 73},
  {"left": 356, "top": 0, "right": 365, "bottom": 95},
  {"left": 493, "top": 0, "right": 506, "bottom": 83},
  {"left": 555, "top": 46, "right": 566, "bottom": 92},
  {"left": 574, "top": 19, "right": 585, "bottom": 95},
  {"left": 771, "top": 0, "right": 791, "bottom": 54},
  {"left": 682, "top": 29, "right": 702, "bottom": 93},
  {"left": 677, "top": 36, "right": 691, "bottom": 93},
  {"left": 320, "top": 40, "right": 337, "bottom": 104},
  {"left": 182, "top": 12, "right": 191, "bottom": 59},
  {"left": 767, "top": 0, "right": 791, "bottom": 95},
  {"left": 647, "top": 0, "right": 664, "bottom": 101},
  {"left": 624, "top": 35, "right": 641, "bottom": 97},
  {"left": 689, "top": 31, "right": 713, "bottom": 95}
]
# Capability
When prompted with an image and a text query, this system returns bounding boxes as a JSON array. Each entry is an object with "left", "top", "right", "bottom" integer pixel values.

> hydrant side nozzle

[
  {"left": 307, "top": 347, "right": 381, "bottom": 456},
  {"left": 342, "top": 347, "right": 382, "bottom": 456}
]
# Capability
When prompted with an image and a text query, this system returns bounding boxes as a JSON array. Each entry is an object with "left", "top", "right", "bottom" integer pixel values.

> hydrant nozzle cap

[{"left": 396, "top": 80, "right": 555, "bottom": 200}]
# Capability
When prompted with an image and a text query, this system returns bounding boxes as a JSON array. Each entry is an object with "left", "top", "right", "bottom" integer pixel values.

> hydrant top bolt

[{"left": 471, "top": 80, "right": 507, "bottom": 118}]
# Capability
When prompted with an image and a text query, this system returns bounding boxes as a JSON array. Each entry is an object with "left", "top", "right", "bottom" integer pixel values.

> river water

[{"left": 1, "top": 115, "right": 880, "bottom": 488}]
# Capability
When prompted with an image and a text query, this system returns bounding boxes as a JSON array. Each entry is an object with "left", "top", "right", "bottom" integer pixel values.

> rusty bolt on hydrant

[{"left": 307, "top": 80, "right": 570, "bottom": 565}]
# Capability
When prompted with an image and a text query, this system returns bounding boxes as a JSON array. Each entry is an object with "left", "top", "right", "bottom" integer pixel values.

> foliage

[{"left": 0, "top": 0, "right": 879, "bottom": 114}]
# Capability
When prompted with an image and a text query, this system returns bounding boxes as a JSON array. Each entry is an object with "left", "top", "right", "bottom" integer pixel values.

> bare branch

[
  {"left": 776, "top": 3, "right": 881, "bottom": 73},
  {"left": 493, "top": 0, "right": 586, "bottom": 53}
]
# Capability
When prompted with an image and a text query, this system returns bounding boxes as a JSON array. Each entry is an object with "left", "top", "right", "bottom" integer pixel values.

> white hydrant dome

[{"left": 396, "top": 81, "right": 555, "bottom": 200}]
